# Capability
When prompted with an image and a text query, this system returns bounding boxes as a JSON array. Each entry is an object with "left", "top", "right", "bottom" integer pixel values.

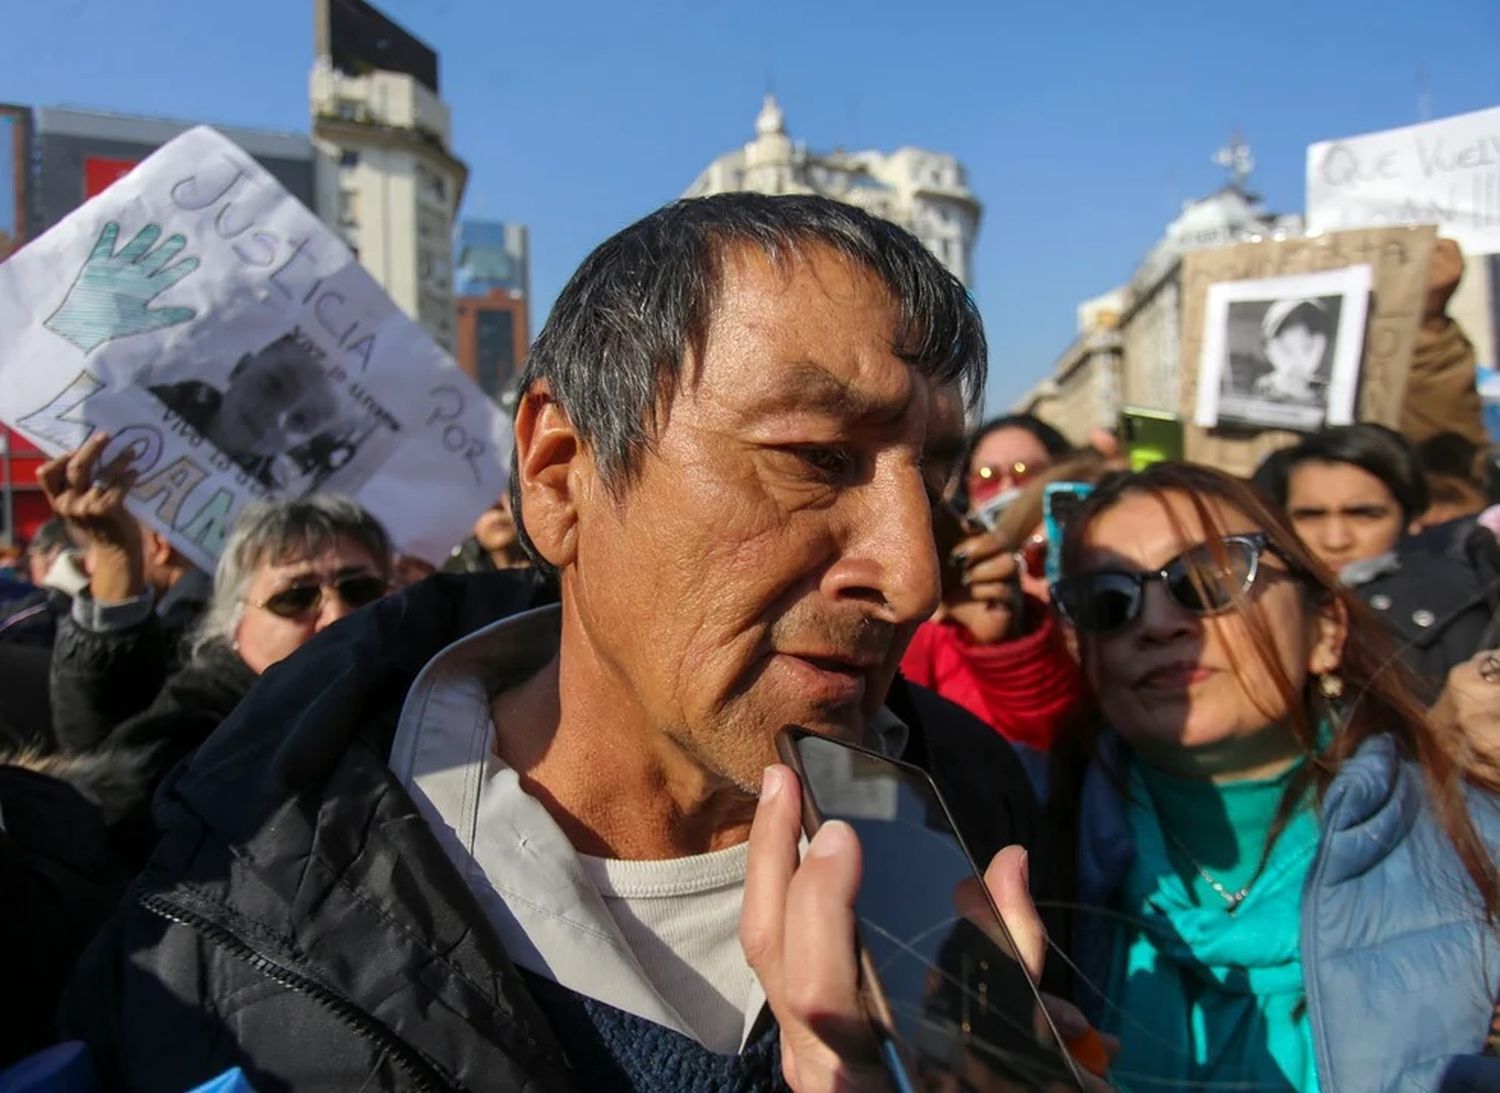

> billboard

[
  {"left": 84, "top": 155, "right": 137, "bottom": 198},
  {"left": 316, "top": 0, "right": 439, "bottom": 93}
]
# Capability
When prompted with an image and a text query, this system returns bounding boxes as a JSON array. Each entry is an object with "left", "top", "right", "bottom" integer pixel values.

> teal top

[{"left": 1098, "top": 757, "right": 1321, "bottom": 1092}]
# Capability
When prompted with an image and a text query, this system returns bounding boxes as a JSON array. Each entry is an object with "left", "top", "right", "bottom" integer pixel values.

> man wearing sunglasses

[{"left": 66, "top": 194, "right": 1084, "bottom": 1092}]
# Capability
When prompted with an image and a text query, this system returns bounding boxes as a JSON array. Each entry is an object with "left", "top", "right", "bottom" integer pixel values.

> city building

[
  {"left": 31, "top": 106, "right": 317, "bottom": 234},
  {"left": 1019, "top": 139, "right": 1302, "bottom": 432},
  {"left": 1015, "top": 290, "right": 1126, "bottom": 444},
  {"left": 685, "top": 95, "right": 981, "bottom": 286},
  {"left": 453, "top": 220, "right": 530, "bottom": 401},
  {"left": 310, "top": 0, "right": 467, "bottom": 350}
]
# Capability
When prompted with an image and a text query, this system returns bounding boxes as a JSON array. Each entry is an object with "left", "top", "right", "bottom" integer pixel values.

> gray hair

[
  {"left": 190, "top": 494, "right": 393, "bottom": 659},
  {"left": 510, "top": 192, "right": 988, "bottom": 575}
]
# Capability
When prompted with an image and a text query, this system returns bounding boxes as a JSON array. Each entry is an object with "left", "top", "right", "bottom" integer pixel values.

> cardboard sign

[
  {"left": 1308, "top": 106, "right": 1500, "bottom": 257},
  {"left": 0, "top": 126, "right": 509, "bottom": 569},
  {"left": 1179, "top": 226, "right": 1436, "bottom": 475}
]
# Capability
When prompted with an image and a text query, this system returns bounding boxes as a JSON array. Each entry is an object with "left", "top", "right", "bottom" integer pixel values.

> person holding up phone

[
  {"left": 62, "top": 194, "right": 1089, "bottom": 1092},
  {"left": 1046, "top": 461, "right": 1500, "bottom": 1092}
]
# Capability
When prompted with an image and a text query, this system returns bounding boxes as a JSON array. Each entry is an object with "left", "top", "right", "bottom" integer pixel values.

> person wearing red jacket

[{"left": 903, "top": 512, "right": 1085, "bottom": 750}]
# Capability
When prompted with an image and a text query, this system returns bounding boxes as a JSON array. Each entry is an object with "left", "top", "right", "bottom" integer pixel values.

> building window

[
  {"left": 339, "top": 190, "right": 359, "bottom": 227},
  {"left": 339, "top": 148, "right": 359, "bottom": 168},
  {"left": 474, "top": 308, "right": 517, "bottom": 397}
]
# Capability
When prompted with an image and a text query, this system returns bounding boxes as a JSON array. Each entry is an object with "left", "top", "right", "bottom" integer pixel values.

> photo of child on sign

[
  {"left": 147, "top": 328, "right": 399, "bottom": 496},
  {"left": 1194, "top": 265, "right": 1372, "bottom": 433}
]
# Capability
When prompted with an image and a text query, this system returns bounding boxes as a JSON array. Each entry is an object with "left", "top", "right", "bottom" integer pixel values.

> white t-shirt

[{"left": 388, "top": 604, "right": 764, "bottom": 1052}]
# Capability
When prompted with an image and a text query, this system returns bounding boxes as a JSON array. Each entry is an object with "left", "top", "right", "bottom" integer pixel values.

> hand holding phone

[{"left": 745, "top": 732, "right": 1097, "bottom": 1091}]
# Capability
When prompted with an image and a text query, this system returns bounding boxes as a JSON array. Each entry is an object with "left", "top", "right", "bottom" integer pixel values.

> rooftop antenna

[
  {"left": 1417, "top": 65, "right": 1432, "bottom": 122},
  {"left": 1212, "top": 129, "right": 1254, "bottom": 189}
]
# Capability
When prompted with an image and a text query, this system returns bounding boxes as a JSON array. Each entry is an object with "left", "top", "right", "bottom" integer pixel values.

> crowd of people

[{"left": 1, "top": 191, "right": 1497, "bottom": 1091}]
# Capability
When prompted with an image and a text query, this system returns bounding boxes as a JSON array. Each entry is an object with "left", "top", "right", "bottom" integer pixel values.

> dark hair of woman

[
  {"left": 1050, "top": 461, "right": 1499, "bottom": 920},
  {"left": 967, "top": 413, "right": 1073, "bottom": 466},
  {"left": 1252, "top": 423, "right": 1430, "bottom": 522}
]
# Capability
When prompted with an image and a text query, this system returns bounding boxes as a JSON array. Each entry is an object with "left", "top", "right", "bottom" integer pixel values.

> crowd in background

[{"left": 1, "top": 190, "right": 1497, "bottom": 1091}]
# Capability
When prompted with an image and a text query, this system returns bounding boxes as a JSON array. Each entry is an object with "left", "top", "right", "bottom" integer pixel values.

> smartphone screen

[{"left": 778, "top": 728, "right": 1084, "bottom": 1091}]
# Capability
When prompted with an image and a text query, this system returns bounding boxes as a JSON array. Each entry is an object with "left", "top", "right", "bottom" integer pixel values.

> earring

[{"left": 1318, "top": 673, "right": 1345, "bottom": 700}]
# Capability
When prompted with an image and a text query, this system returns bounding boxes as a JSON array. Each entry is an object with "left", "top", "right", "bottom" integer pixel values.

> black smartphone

[{"left": 776, "top": 726, "right": 1086, "bottom": 1091}]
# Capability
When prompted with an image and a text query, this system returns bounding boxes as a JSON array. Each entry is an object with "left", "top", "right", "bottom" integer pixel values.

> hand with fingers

[
  {"left": 37, "top": 432, "right": 147, "bottom": 603},
  {"left": 44, "top": 221, "right": 200, "bottom": 354},
  {"left": 743, "top": 764, "right": 1116, "bottom": 1092},
  {"left": 1431, "top": 649, "right": 1500, "bottom": 782},
  {"left": 943, "top": 529, "right": 1027, "bottom": 645}
]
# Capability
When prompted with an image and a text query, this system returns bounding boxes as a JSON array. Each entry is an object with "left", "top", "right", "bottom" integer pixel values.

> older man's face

[{"left": 565, "top": 244, "right": 961, "bottom": 791}]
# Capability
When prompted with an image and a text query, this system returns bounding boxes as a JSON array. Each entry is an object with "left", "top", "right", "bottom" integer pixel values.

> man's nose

[
  {"left": 823, "top": 470, "right": 942, "bottom": 625},
  {"left": 1321, "top": 515, "right": 1354, "bottom": 554}
]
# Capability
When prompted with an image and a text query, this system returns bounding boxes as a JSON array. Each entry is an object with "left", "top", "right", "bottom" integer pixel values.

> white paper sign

[
  {"left": 1307, "top": 106, "right": 1500, "bottom": 256},
  {"left": 1194, "top": 265, "right": 1373, "bottom": 432},
  {"left": 0, "top": 126, "right": 509, "bottom": 570}
]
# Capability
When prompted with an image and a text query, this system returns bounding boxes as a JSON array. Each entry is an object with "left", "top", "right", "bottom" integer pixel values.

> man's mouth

[{"left": 778, "top": 651, "right": 876, "bottom": 706}]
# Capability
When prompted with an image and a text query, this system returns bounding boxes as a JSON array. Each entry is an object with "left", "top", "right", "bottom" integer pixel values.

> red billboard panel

[{"left": 83, "top": 155, "right": 137, "bottom": 198}]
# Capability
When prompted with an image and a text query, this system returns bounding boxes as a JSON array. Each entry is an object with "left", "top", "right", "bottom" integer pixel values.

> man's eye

[
  {"left": 1351, "top": 507, "right": 1390, "bottom": 521},
  {"left": 788, "top": 446, "right": 854, "bottom": 481}
]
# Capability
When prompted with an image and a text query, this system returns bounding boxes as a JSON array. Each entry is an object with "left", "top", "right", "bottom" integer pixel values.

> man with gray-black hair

[{"left": 66, "top": 194, "right": 1069, "bottom": 1091}]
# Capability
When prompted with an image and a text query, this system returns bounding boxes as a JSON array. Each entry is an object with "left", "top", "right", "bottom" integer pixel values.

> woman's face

[
  {"left": 967, "top": 427, "right": 1051, "bottom": 509},
  {"left": 233, "top": 536, "right": 388, "bottom": 674},
  {"left": 1284, "top": 459, "right": 1405, "bottom": 572},
  {"left": 1074, "top": 490, "right": 1344, "bottom": 780}
]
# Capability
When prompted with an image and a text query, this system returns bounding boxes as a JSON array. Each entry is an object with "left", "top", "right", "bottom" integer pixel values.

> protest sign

[
  {"left": 1307, "top": 106, "right": 1500, "bottom": 257},
  {"left": 1193, "top": 265, "right": 1372, "bottom": 432},
  {"left": 0, "top": 126, "right": 509, "bottom": 570},
  {"left": 1179, "top": 226, "right": 1436, "bottom": 475}
]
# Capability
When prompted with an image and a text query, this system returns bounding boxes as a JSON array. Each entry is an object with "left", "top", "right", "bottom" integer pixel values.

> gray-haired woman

[{"left": 102, "top": 496, "right": 391, "bottom": 861}]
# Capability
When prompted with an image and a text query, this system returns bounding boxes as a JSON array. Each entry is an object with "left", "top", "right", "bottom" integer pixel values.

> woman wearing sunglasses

[
  {"left": 98, "top": 495, "right": 392, "bottom": 862},
  {"left": 1046, "top": 462, "right": 1500, "bottom": 1092}
]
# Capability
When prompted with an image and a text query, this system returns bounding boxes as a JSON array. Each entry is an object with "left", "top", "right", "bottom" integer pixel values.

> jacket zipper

[{"left": 138, "top": 891, "right": 458, "bottom": 1092}]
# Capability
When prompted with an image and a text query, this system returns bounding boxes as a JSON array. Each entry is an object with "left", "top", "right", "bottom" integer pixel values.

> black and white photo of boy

[
  {"left": 150, "top": 330, "right": 342, "bottom": 491},
  {"left": 1251, "top": 297, "right": 1338, "bottom": 406}
]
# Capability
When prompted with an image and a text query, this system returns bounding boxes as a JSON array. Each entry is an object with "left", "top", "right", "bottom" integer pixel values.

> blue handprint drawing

[{"left": 44, "top": 221, "right": 201, "bottom": 354}]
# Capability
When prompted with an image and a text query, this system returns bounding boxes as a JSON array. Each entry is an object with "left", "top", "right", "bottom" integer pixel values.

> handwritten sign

[
  {"left": 0, "top": 126, "right": 509, "bottom": 570},
  {"left": 1179, "top": 226, "right": 1436, "bottom": 475},
  {"left": 1308, "top": 106, "right": 1500, "bottom": 257}
]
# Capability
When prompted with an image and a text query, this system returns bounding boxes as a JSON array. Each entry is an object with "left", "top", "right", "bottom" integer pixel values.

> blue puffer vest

[{"left": 1057, "top": 734, "right": 1500, "bottom": 1092}]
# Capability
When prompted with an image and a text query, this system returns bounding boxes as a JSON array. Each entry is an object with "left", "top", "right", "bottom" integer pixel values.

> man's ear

[
  {"left": 513, "top": 381, "right": 585, "bottom": 569},
  {"left": 1307, "top": 593, "right": 1349, "bottom": 678}
]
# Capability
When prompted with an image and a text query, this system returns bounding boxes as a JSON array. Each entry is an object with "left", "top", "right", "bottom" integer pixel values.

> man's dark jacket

[
  {"left": 49, "top": 570, "right": 212, "bottom": 753},
  {"left": 63, "top": 572, "right": 1050, "bottom": 1092}
]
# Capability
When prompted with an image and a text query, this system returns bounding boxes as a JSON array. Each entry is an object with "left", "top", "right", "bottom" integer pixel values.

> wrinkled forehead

[{"left": 690, "top": 244, "right": 957, "bottom": 432}]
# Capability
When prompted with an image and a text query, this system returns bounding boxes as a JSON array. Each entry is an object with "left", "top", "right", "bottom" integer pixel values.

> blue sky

[{"left": 3, "top": 0, "right": 1497, "bottom": 411}]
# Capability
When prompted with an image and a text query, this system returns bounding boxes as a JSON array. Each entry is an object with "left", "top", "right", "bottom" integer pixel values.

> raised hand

[
  {"left": 44, "top": 222, "right": 200, "bottom": 353},
  {"left": 37, "top": 432, "right": 146, "bottom": 603}
]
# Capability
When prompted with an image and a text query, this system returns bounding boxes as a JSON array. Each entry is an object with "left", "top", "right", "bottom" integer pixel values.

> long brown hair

[{"left": 1049, "top": 461, "right": 1500, "bottom": 919}]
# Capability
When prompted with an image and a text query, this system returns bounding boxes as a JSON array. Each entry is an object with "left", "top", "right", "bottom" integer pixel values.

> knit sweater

[
  {"left": 520, "top": 970, "right": 785, "bottom": 1092},
  {"left": 899, "top": 599, "right": 1084, "bottom": 750}
]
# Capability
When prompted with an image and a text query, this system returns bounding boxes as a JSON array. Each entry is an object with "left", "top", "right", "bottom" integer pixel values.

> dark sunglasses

[
  {"left": 256, "top": 574, "right": 389, "bottom": 620},
  {"left": 1050, "top": 533, "right": 1273, "bottom": 635}
]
